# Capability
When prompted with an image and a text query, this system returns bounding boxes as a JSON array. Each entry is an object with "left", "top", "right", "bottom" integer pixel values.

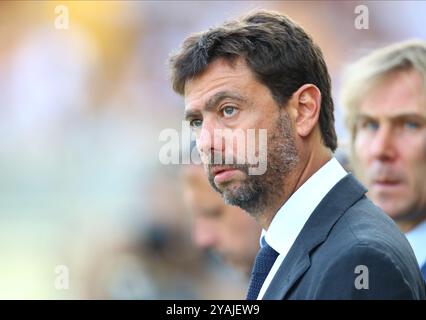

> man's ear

[{"left": 292, "top": 84, "right": 321, "bottom": 138}]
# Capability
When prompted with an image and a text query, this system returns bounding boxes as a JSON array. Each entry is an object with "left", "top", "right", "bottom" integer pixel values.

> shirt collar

[
  {"left": 405, "top": 219, "right": 426, "bottom": 268},
  {"left": 262, "top": 157, "right": 347, "bottom": 255}
]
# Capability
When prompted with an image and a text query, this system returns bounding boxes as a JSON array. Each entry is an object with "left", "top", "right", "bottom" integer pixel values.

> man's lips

[
  {"left": 371, "top": 179, "right": 403, "bottom": 191},
  {"left": 368, "top": 166, "right": 405, "bottom": 192},
  {"left": 211, "top": 167, "right": 240, "bottom": 184},
  {"left": 211, "top": 166, "right": 233, "bottom": 175}
]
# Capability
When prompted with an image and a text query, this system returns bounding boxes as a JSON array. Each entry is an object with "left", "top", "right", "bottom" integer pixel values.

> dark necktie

[{"left": 246, "top": 241, "right": 279, "bottom": 300}]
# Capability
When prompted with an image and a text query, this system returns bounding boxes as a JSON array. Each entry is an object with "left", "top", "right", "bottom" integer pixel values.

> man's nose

[
  {"left": 196, "top": 119, "right": 224, "bottom": 162},
  {"left": 370, "top": 125, "right": 397, "bottom": 161},
  {"left": 193, "top": 219, "right": 217, "bottom": 250}
]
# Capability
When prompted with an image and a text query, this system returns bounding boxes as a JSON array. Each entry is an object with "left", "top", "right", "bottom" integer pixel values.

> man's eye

[
  {"left": 222, "top": 106, "right": 237, "bottom": 118},
  {"left": 190, "top": 119, "right": 203, "bottom": 128},
  {"left": 361, "top": 120, "right": 379, "bottom": 131},
  {"left": 404, "top": 121, "right": 420, "bottom": 130},
  {"left": 204, "top": 208, "right": 222, "bottom": 219}
]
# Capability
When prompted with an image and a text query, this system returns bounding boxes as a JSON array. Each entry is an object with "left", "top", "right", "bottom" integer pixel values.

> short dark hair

[{"left": 169, "top": 10, "right": 337, "bottom": 151}]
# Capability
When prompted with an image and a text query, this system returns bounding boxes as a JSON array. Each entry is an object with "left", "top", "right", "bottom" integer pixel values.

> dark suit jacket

[{"left": 263, "top": 174, "right": 426, "bottom": 299}]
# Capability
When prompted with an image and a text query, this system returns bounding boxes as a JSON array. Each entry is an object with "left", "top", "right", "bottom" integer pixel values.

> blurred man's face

[
  {"left": 353, "top": 69, "right": 426, "bottom": 231},
  {"left": 182, "top": 166, "right": 260, "bottom": 274},
  {"left": 184, "top": 57, "right": 298, "bottom": 217}
]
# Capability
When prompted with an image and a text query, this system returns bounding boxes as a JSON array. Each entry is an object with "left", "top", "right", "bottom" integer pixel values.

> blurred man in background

[
  {"left": 341, "top": 40, "right": 426, "bottom": 280},
  {"left": 182, "top": 164, "right": 261, "bottom": 277}
]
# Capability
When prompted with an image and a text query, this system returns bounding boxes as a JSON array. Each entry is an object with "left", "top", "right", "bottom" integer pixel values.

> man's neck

[{"left": 257, "top": 147, "right": 333, "bottom": 230}]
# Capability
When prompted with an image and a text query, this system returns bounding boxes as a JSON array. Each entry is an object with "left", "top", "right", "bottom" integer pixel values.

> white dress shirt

[
  {"left": 257, "top": 157, "right": 348, "bottom": 299},
  {"left": 405, "top": 219, "right": 426, "bottom": 269}
]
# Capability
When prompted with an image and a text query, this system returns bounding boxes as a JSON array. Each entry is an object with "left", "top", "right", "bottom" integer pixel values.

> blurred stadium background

[{"left": 0, "top": 1, "right": 425, "bottom": 299}]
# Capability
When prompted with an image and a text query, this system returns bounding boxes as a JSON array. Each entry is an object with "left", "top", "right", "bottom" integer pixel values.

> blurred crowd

[{"left": 0, "top": 1, "right": 425, "bottom": 298}]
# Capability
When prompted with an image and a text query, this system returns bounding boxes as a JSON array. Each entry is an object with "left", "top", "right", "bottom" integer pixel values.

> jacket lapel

[
  {"left": 421, "top": 263, "right": 426, "bottom": 281},
  {"left": 263, "top": 174, "right": 367, "bottom": 299}
]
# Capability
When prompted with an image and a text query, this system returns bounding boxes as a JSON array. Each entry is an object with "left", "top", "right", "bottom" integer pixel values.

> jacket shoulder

[{"left": 309, "top": 196, "right": 426, "bottom": 299}]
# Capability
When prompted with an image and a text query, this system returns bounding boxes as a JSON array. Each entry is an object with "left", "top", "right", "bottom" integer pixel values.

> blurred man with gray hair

[{"left": 341, "top": 40, "right": 426, "bottom": 280}]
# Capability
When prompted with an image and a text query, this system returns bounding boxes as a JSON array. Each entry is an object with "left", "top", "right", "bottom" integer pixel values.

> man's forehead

[
  {"left": 359, "top": 86, "right": 426, "bottom": 118},
  {"left": 362, "top": 69, "right": 425, "bottom": 103},
  {"left": 358, "top": 89, "right": 426, "bottom": 116},
  {"left": 184, "top": 58, "right": 252, "bottom": 108}
]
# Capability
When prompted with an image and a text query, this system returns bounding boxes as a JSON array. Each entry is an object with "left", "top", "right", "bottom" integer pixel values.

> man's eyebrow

[
  {"left": 357, "top": 112, "right": 426, "bottom": 122},
  {"left": 356, "top": 114, "right": 373, "bottom": 120},
  {"left": 184, "top": 109, "right": 201, "bottom": 122},
  {"left": 354, "top": 114, "right": 376, "bottom": 125},
  {"left": 184, "top": 91, "right": 247, "bottom": 121},
  {"left": 391, "top": 113, "right": 426, "bottom": 122}
]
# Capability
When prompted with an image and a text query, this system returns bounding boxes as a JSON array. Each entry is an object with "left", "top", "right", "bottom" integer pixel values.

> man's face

[
  {"left": 353, "top": 70, "right": 426, "bottom": 225},
  {"left": 184, "top": 58, "right": 298, "bottom": 216},
  {"left": 182, "top": 166, "right": 260, "bottom": 274}
]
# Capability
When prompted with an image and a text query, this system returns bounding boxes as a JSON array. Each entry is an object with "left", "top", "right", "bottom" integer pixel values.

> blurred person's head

[
  {"left": 182, "top": 164, "right": 260, "bottom": 275},
  {"left": 170, "top": 10, "right": 337, "bottom": 228},
  {"left": 341, "top": 40, "right": 426, "bottom": 232}
]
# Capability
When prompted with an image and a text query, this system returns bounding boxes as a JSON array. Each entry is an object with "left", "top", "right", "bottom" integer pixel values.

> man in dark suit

[
  {"left": 341, "top": 40, "right": 426, "bottom": 282},
  {"left": 168, "top": 10, "right": 426, "bottom": 299}
]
